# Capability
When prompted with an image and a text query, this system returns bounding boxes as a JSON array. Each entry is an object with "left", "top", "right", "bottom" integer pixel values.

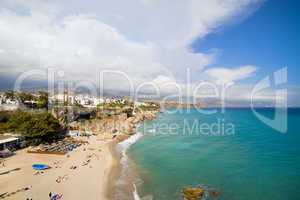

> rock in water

[
  {"left": 182, "top": 187, "right": 204, "bottom": 200},
  {"left": 209, "top": 189, "right": 220, "bottom": 198}
]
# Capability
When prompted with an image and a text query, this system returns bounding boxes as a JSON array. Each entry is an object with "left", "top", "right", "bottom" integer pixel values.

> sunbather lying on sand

[{"left": 56, "top": 174, "right": 69, "bottom": 183}]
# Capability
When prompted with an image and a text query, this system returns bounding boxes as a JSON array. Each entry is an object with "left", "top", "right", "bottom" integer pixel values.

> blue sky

[
  {"left": 192, "top": 0, "right": 300, "bottom": 85},
  {"left": 0, "top": 0, "right": 298, "bottom": 105}
]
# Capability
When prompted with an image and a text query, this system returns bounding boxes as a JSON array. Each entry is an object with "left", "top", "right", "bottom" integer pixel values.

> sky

[
  {"left": 192, "top": 0, "right": 300, "bottom": 85},
  {"left": 0, "top": 0, "right": 299, "bottom": 105}
]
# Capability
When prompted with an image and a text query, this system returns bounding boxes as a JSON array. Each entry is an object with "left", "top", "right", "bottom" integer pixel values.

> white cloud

[
  {"left": 0, "top": 0, "right": 263, "bottom": 94},
  {"left": 204, "top": 65, "right": 257, "bottom": 84}
]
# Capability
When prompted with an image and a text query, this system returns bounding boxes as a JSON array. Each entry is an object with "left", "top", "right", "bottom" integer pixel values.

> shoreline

[
  {"left": 0, "top": 136, "right": 115, "bottom": 200},
  {"left": 107, "top": 112, "right": 158, "bottom": 200},
  {"left": 0, "top": 110, "right": 158, "bottom": 200},
  {"left": 105, "top": 131, "right": 144, "bottom": 200},
  {"left": 106, "top": 140, "right": 121, "bottom": 200}
]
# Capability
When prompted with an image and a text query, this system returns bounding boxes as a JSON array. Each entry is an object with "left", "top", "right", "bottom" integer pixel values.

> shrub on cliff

[
  {"left": 0, "top": 111, "right": 12, "bottom": 123},
  {"left": 7, "top": 110, "right": 62, "bottom": 140}
]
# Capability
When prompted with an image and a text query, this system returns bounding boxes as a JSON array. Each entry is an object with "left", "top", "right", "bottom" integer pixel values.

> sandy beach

[
  {"left": 0, "top": 136, "right": 117, "bottom": 200},
  {"left": 0, "top": 108, "right": 157, "bottom": 200}
]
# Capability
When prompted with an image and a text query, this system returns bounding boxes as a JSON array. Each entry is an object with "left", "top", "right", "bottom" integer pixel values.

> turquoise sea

[{"left": 128, "top": 108, "right": 300, "bottom": 200}]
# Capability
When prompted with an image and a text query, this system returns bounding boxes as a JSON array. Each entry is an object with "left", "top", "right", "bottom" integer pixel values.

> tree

[
  {"left": 4, "top": 90, "right": 15, "bottom": 100},
  {"left": 6, "top": 110, "right": 32, "bottom": 132},
  {"left": 28, "top": 112, "right": 61, "bottom": 138},
  {"left": 0, "top": 111, "right": 12, "bottom": 133},
  {"left": 7, "top": 110, "right": 62, "bottom": 140},
  {"left": 37, "top": 91, "right": 49, "bottom": 109},
  {"left": 17, "top": 92, "right": 36, "bottom": 103},
  {"left": 0, "top": 111, "right": 12, "bottom": 123}
]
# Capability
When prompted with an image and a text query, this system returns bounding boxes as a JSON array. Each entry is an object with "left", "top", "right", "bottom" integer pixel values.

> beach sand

[{"left": 0, "top": 136, "right": 117, "bottom": 200}]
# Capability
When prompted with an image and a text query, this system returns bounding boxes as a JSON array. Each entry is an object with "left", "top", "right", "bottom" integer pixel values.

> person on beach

[
  {"left": 49, "top": 192, "right": 63, "bottom": 200},
  {"left": 0, "top": 160, "right": 5, "bottom": 167}
]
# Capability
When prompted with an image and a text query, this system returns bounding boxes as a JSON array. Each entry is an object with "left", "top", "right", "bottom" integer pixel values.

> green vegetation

[
  {"left": 17, "top": 92, "right": 35, "bottom": 103},
  {"left": 138, "top": 103, "right": 159, "bottom": 111},
  {"left": 123, "top": 107, "right": 134, "bottom": 117},
  {"left": 36, "top": 91, "right": 48, "bottom": 109},
  {"left": 97, "top": 99, "right": 131, "bottom": 110},
  {"left": 0, "top": 111, "right": 12, "bottom": 123},
  {"left": 0, "top": 110, "right": 62, "bottom": 142},
  {"left": 4, "top": 90, "right": 16, "bottom": 100},
  {"left": 3, "top": 90, "right": 49, "bottom": 109},
  {"left": 0, "top": 111, "right": 12, "bottom": 133}
]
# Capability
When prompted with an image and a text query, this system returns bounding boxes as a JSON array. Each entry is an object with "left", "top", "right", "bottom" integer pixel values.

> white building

[
  {"left": 50, "top": 93, "right": 107, "bottom": 108},
  {"left": 66, "top": 130, "right": 80, "bottom": 137},
  {"left": 92, "top": 97, "right": 104, "bottom": 106},
  {"left": 0, "top": 94, "right": 20, "bottom": 111},
  {"left": 0, "top": 94, "right": 4, "bottom": 105},
  {"left": 0, "top": 135, "right": 19, "bottom": 151},
  {"left": 5, "top": 99, "right": 19, "bottom": 105}
]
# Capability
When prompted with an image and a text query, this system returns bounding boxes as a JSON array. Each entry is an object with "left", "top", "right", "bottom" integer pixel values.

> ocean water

[{"left": 128, "top": 108, "right": 300, "bottom": 200}]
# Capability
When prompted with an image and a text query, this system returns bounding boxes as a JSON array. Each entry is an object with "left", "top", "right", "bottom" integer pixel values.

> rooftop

[{"left": 0, "top": 135, "right": 19, "bottom": 145}]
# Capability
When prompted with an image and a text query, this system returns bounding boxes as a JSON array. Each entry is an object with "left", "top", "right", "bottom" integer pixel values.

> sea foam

[{"left": 116, "top": 131, "right": 143, "bottom": 200}]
